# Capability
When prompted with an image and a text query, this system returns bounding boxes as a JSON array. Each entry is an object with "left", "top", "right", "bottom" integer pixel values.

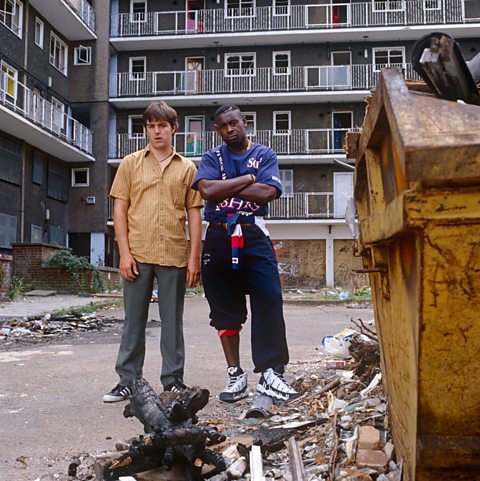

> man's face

[
  {"left": 214, "top": 110, "right": 247, "bottom": 147},
  {"left": 145, "top": 118, "right": 175, "bottom": 150}
]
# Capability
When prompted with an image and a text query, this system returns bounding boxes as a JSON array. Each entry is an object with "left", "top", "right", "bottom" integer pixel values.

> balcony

[
  {"left": 107, "top": 191, "right": 350, "bottom": 226},
  {"left": 29, "top": 0, "right": 96, "bottom": 40},
  {"left": 110, "top": 64, "right": 419, "bottom": 108},
  {"left": 0, "top": 71, "right": 94, "bottom": 162},
  {"left": 110, "top": 0, "right": 480, "bottom": 50},
  {"left": 268, "top": 192, "right": 351, "bottom": 220},
  {"left": 108, "top": 128, "right": 357, "bottom": 165}
]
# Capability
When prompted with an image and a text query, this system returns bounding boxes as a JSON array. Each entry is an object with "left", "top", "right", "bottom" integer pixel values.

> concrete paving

[{"left": 0, "top": 294, "right": 114, "bottom": 320}]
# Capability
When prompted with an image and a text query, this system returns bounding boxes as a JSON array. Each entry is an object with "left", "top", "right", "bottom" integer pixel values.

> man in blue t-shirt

[{"left": 192, "top": 104, "right": 300, "bottom": 403}]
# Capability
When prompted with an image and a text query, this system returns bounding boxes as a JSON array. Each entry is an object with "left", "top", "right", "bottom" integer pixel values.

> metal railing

[
  {"left": 268, "top": 192, "right": 351, "bottom": 219},
  {"left": 111, "top": 0, "right": 477, "bottom": 37},
  {"left": 65, "top": 0, "right": 96, "bottom": 32},
  {"left": 112, "top": 63, "right": 419, "bottom": 98},
  {"left": 0, "top": 71, "right": 93, "bottom": 155},
  {"left": 110, "top": 128, "right": 358, "bottom": 159},
  {"left": 107, "top": 192, "right": 350, "bottom": 220}
]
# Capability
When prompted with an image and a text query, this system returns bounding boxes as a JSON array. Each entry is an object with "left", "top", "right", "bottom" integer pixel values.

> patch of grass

[
  {"left": 55, "top": 299, "right": 123, "bottom": 316},
  {"left": 352, "top": 285, "right": 372, "bottom": 301},
  {"left": 9, "top": 276, "right": 30, "bottom": 301}
]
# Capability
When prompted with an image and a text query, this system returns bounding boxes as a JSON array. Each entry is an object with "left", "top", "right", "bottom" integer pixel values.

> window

[
  {"left": 372, "top": 1, "right": 405, "bottom": 12},
  {"left": 34, "top": 17, "right": 44, "bottom": 48},
  {"left": 0, "top": 0, "right": 23, "bottom": 37},
  {"left": 74, "top": 45, "right": 92, "bottom": 66},
  {"left": 1, "top": 61, "right": 17, "bottom": 102},
  {"left": 0, "top": 213, "right": 17, "bottom": 248},
  {"left": 373, "top": 47, "right": 405, "bottom": 71},
  {"left": 47, "top": 161, "right": 68, "bottom": 202},
  {"left": 51, "top": 97, "right": 65, "bottom": 132},
  {"left": 128, "top": 115, "right": 145, "bottom": 138},
  {"left": 0, "top": 136, "right": 21, "bottom": 185},
  {"left": 32, "top": 150, "right": 43, "bottom": 185},
  {"left": 129, "top": 57, "right": 146, "bottom": 80},
  {"left": 279, "top": 169, "right": 293, "bottom": 197},
  {"left": 72, "top": 167, "right": 89, "bottom": 187},
  {"left": 50, "top": 32, "right": 68, "bottom": 75},
  {"left": 225, "top": 53, "right": 255, "bottom": 77},
  {"left": 273, "top": 111, "right": 291, "bottom": 134},
  {"left": 243, "top": 112, "right": 256, "bottom": 135},
  {"left": 274, "top": 0, "right": 289, "bottom": 16},
  {"left": 130, "top": 0, "right": 146, "bottom": 22},
  {"left": 31, "top": 224, "right": 42, "bottom": 243},
  {"left": 424, "top": 0, "right": 440, "bottom": 10},
  {"left": 273, "top": 51, "right": 290, "bottom": 75},
  {"left": 226, "top": 0, "right": 255, "bottom": 17}
]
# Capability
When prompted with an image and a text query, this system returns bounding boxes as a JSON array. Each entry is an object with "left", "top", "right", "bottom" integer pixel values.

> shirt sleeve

[
  {"left": 185, "top": 163, "right": 205, "bottom": 209},
  {"left": 109, "top": 156, "right": 132, "bottom": 201},
  {"left": 192, "top": 150, "right": 220, "bottom": 190},
  {"left": 255, "top": 147, "right": 283, "bottom": 198}
]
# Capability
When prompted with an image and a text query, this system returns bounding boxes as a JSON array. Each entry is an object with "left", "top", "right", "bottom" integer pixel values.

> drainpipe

[{"left": 20, "top": 1, "right": 29, "bottom": 242}]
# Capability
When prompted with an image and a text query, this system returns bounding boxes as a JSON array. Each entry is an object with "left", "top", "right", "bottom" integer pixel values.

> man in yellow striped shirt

[{"left": 103, "top": 101, "right": 204, "bottom": 402}]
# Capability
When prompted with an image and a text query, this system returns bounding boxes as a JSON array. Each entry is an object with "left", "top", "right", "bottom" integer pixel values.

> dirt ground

[{"left": 0, "top": 295, "right": 373, "bottom": 481}]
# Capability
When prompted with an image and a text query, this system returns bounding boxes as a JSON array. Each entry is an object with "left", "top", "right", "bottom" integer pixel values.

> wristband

[{"left": 250, "top": 174, "right": 256, "bottom": 184}]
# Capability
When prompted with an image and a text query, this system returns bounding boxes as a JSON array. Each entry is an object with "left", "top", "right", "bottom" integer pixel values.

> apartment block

[{"left": 1, "top": 0, "right": 479, "bottom": 287}]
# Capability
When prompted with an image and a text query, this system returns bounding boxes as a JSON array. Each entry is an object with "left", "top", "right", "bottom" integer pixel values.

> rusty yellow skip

[{"left": 350, "top": 68, "right": 480, "bottom": 481}]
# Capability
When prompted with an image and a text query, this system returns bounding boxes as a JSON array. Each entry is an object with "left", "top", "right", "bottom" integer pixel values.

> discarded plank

[
  {"left": 250, "top": 445, "right": 265, "bottom": 481},
  {"left": 286, "top": 437, "right": 307, "bottom": 481}
]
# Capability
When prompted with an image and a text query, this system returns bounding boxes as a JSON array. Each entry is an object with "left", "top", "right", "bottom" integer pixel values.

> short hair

[
  {"left": 143, "top": 101, "right": 179, "bottom": 129},
  {"left": 214, "top": 104, "right": 241, "bottom": 118}
]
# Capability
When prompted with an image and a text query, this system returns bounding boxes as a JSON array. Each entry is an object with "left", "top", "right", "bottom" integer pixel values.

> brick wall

[
  {"left": 12, "top": 243, "right": 121, "bottom": 294},
  {"left": 0, "top": 253, "right": 12, "bottom": 299}
]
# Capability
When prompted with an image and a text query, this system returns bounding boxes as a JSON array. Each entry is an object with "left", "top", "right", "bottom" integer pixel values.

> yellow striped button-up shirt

[{"left": 110, "top": 145, "right": 204, "bottom": 267}]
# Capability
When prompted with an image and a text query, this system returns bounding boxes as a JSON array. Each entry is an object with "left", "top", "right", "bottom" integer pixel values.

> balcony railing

[
  {"left": 0, "top": 71, "right": 93, "bottom": 155},
  {"left": 268, "top": 192, "right": 351, "bottom": 219},
  {"left": 111, "top": 0, "right": 477, "bottom": 37},
  {"left": 112, "top": 63, "right": 419, "bottom": 98},
  {"left": 66, "top": 0, "right": 96, "bottom": 31},
  {"left": 108, "top": 192, "right": 350, "bottom": 221},
  {"left": 110, "top": 128, "right": 358, "bottom": 160}
]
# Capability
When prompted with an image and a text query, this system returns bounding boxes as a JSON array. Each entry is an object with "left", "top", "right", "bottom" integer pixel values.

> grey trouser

[{"left": 115, "top": 261, "right": 187, "bottom": 388}]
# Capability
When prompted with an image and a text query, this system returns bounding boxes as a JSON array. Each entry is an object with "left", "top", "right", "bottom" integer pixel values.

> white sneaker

[
  {"left": 219, "top": 366, "right": 248, "bottom": 403},
  {"left": 256, "top": 368, "right": 300, "bottom": 401}
]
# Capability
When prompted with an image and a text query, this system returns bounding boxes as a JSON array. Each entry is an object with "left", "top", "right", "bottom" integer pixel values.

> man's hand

[
  {"left": 186, "top": 256, "right": 200, "bottom": 288},
  {"left": 119, "top": 252, "right": 139, "bottom": 281}
]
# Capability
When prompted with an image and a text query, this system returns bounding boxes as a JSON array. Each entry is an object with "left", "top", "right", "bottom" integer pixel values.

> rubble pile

[
  {"left": 70, "top": 319, "right": 401, "bottom": 481},
  {"left": 0, "top": 312, "right": 122, "bottom": 343}
]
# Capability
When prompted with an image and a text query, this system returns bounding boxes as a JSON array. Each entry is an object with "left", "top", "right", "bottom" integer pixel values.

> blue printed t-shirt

[{"left": 192, "top": 143, "right": 283, "bottom": 222}]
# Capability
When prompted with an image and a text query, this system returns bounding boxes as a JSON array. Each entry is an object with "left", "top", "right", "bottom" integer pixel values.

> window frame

[
  {"left": 273, "top": 110, "right": 291, "bottom": 135},
  {"left": 74, "top": 45, "right": 92, "bottom": 66},
  {"left": 34, "top": 16, "right": 44, "bottom": 48},
  {"left": 372, "top": 1, "right": 405, "bottom": 12},
  {"left": 71, "top": 167, "right": 89, "bottom": 187},
  {"left": 372, "top": 46, "right": 405, "bottom": 72},
  {"left": 128, "top": 115, "right": 145, "bottom": 139},
  {"left": 273, "top": 0, "right": 290, "bottom": 16},
  {"left": 130, "top": 0, "right": 147, "bottom": 22},
  {"left": 49, "top": 31, "right": 68, "bottom": 76},
  {"left": 129, "top": 56, "right": 146, "bottom": 80},
  {"left": 225, "top": 0, "right": 255, "bottom": 18},
  {"left": 32, "top": 150, "right": 43, "bottom": 185},
  {"left": 423, "top": 0, "right": 440, "bottom": 10},
  {"left": 225, "top": 52, "right": 256, "bottom": 78},
  {"left": 273, "top": 50, "right": 291, "bottom": 76},
  {"left": 279, "top": 169, "right": 293, "bottom": 198},
  {"left": 0, "top": 0, "right": 23, "bottom": 37},
  {"left": 50, "top": 96, "right": 65, "bottom": 132},
  {"left": 1, "top": 60, "right": 18, "bottom": 102},
  {"left": 243, "top": 111, "right": 256, "bottom": 136}
]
